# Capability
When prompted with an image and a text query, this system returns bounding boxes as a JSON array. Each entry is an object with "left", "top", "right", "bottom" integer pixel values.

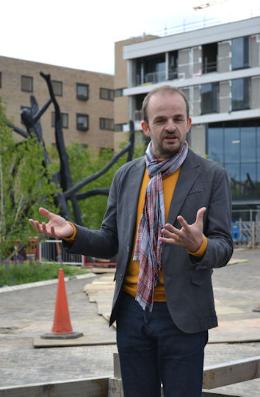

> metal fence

[
  {"left": 39, "top": 222, "right": 260, "bottom": 265},
  {"left": 39, "top": 240, "right": 84, "bottom": 265},
  {"left": 231, "top": 221, "right": 260, "bottom": 248}
]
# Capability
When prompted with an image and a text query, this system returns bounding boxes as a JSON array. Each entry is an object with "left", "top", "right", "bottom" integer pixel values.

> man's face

[{"left": 141, "top": 91, "right": 192, "bottom": 160}]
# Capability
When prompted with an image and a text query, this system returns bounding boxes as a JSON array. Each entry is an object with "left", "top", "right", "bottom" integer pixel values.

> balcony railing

[
  {"left": 136, "top": 71, "right": 166, "bottom": 85},
  {"left": 202, "top": 61, "right": 217, "bottom": 74}
]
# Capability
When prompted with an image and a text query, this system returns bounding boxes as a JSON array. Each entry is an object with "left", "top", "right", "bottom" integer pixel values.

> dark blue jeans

[{"left": 116, "top": 292, "right": 208, "bottom": 397}]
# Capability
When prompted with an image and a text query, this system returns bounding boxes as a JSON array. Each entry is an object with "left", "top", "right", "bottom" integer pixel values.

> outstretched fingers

[
  {"left": 29, "top": 219, "right": 55, "bottom": 238},
  {"left": 39, "top": 207, "right": 52, "bottom": 220},
  {"left": 176, "top": 215, "right": 190, "bottom": 231},
  {"left": 160, "top": 223, "right": 182, "bottom": 245}
]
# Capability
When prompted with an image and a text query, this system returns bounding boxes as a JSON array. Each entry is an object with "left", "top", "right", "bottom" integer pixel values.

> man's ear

[
  {"left": 141, "top": 120, "right": 150, "bottom": 137},
  {"left": 187, "top": 117, "right": 192, "bottom": 130}
]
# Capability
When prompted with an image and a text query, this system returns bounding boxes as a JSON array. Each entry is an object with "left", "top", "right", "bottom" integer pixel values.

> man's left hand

[{"left": 160, "top": 207, "right": 206, "bottom": 253}]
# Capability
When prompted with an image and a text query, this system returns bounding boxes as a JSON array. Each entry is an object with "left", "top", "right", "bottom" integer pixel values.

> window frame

[
  {"left": 76, "top": 83, "right": 89, "bottom": 101},
  {"left": 51, "top": 80, "right": 63, "bottom": 96},
  {"left": 76, "top": 113, "right": 89, "bottom": 131},
  {"left": 51, "top": 112, "right": 69, "bottom": 129},
  {"left": 201, "top": 82, "right": 219, "bottom": 114},
  {"left": 99, "top": 117, "right": 114, "bottom": 131},
  {"left": 232, "top": 36, "right": 249, "bottom": 71},
  {"left": 231, "top": 78, "right": 250, "bottom": 111},
  {"left": 21, "top": 75, "right": 33, "bottom": 93},
  {"left": 100, "top": 87, "right": 114, "bottom": 101}
]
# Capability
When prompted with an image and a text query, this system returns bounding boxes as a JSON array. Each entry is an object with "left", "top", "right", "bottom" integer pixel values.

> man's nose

[{"left": 165, "top": 119, "right": 176, "bottom": 131}]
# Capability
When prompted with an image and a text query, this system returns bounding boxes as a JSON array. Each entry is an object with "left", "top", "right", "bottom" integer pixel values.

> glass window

[
  {"left": 240, "top": 127, "right": 256, "bottom": 162},
  {"left": 257, "top": 162, "right": 260, "bottom": 184},
  {"left": 241, "top": 163, "right": 256, "bottom": 183},
  {"left": 224, "top": 127, "right": 240, "bottom": 163},
  {"left": 168, "top": 51, "right": 178, "bottom": 80},
  {"left": 202, "top": 43, "right": 217, "bottom": 73},
  {"left": 257, "top": 127, "right": 260, "bottom": 160},
  {"left": 51, "top": 80, "right": 63, "bottom": 96},
  {"left": 232, "top": 37, "right": 249, "bottom": 70},
  {"left": 21, "top": 75, "right": 33, "bottom": 92},
  {"left": 137, "top": 53, "right": 166, "bottom": 84},
  {"left": 114, "top": 88, "right": 125, "bottom": 97},
  {"left": 201, "top": 83, "right": 219, "bottom": 114},
  {"left": 207, "top": 127, "right": 224, "bottom": 163},
  {"left": 145, "top": 54, "right": 165, "bottom": 83},
  {"left": 225, "top": 162, "right": 240, "bottom": 183},
  {"left": 76, "top": 113, "right": 89, "bottom": 131},
  {"left": 225, "top": 162, "right": 241, "bottom": 200},
  {"left": 114, "top": 123, "right": 128, "bottom": 132},
  {"left": 241, "top": 162, "right": 257, "bottom": 199},
  {"left": 51, "top": 112, "right": 68, "bottom": 128},
  {"left": 76, "top": 83, "right": 89, "bottom": 100},
  {"left": 100, "top": 117, "right": 114, "bottom": 131},
  {"left": 100, "top": 88, "right": 114, "bottom": 101},
  {"left": 207, "top": 121, "right": 260, "bottom": 201},
  {"left": 231, "top": 78, "right": 250, "bottom": 111}
]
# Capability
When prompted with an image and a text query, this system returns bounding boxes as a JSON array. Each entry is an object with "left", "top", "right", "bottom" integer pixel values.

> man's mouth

[{"left": 164, "top": 136, "right": 178, "bottom": 141}]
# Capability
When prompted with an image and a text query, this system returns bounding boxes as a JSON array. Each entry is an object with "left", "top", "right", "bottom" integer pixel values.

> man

[{"left": 30, "top": 85, "right": 233, "bottom": 397}]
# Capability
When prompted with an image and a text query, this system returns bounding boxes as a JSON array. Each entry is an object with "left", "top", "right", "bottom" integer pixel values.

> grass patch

[{"left": 0, "top": 262, "right": 89, "bottom": 287}]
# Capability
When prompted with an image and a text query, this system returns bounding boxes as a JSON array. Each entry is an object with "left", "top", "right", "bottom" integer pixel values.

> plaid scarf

[{"left": 133, "top": 141, "right": 188, "bottom": 311}]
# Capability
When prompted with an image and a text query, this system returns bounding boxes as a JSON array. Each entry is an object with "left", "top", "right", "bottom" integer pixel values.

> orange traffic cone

[{"left": 41, "top": 268, "right": 83, "bottom": 339}]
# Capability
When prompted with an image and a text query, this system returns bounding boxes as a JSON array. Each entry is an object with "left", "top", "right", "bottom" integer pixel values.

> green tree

[
  {"left": 0, "top": 104, "right": 57, "bottom": 261},
  {"left": 64, "top": 141, "right": 145, "bottom": 228}
]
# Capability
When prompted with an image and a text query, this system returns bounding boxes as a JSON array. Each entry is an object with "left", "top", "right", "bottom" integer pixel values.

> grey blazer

[{"left": 66, "top": 149, "right": 233, "bottom": 333}]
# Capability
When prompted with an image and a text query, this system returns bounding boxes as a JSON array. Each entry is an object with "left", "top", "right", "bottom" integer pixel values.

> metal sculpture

[{"left": 10, "top": 72, "right": 135, "bottom": 225}]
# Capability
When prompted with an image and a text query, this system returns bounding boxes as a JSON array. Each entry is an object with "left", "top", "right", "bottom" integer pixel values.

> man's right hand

[{"left": 29, "top": 207, "right": 74, "bottom": 239}]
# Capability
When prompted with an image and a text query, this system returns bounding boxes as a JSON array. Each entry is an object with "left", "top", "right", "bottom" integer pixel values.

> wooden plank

[
  {"left": 108, "top": 378, "right": 240, "bottom": 397},
  {"left": 113, "top": 352, "right": 260, "bottom": 389},
  {"left": 113, "top": 353, "right": 121, "bottom": 379},
  {"left": 33, "top": 335, "right": 116, "bottom": 348},
  {"left": 0, "top": 377, "right": 108, "bottom": 397},
  {"left": 203, "top": 356, "right": 260, "bottom": 389},
  {"left": 0, "top": 375, "right": 242, "bottom": 397}
]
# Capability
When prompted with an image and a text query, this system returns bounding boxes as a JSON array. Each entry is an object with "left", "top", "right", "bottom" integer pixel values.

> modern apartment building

[
  {"left": 113, "top": 35, "right": 157, "bottom": 151},
  {"left": 120, "top": 17, "right": 260, "bottom": 215},
  {"left": 0, "top": 56, "right": 114, "bottom": 151}
]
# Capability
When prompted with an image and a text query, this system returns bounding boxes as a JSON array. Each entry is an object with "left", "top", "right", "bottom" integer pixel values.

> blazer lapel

[
  {"left": 167, "top": 150, "right": 201, "bottom": 226},
  {"left": 125, "top": 158, "right": 146, "bottom": 243}
]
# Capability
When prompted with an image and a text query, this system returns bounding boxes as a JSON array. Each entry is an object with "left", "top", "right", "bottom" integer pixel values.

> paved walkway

[{"left": 0, "top": 248, "right": 259, "bottom": 396}]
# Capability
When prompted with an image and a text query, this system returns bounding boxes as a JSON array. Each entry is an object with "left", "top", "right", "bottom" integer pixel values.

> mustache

[{"left": 163, "top": 132, "right": 178, "bottom": 138}]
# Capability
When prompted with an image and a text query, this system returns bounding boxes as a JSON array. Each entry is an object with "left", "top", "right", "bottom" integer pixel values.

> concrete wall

[
  {"left": 219, "top": 80, "right": 231, "bottom": 113},
  {"left": 190, "top": 124, "right": 206, "bottom": 157},
  {"left": 192, "top": 46, "right": 202, "bottom": 76},
  {"left": 249, "top": 34, "right": 260, "bottom": 68},
  {"left": 218, "top": 41, "right": 231, "bottom": 73},
  {"left": 251, "top": 76, "right": 260, "bottom": 108},
  {"left": 178, "top": 48, "right": 191, "bottom": 79},
  {"left": 192, "top": 85, "right": 201, "bottom": 117}
]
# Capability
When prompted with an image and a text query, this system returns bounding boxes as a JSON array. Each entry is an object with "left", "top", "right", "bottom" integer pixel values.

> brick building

[{"left": 0, "top": 56, "right": 114, "bottom": 151}]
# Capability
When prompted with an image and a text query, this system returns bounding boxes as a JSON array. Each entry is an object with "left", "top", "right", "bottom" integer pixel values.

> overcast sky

[{"left": 1, "top": 0, "right": 259, "bottom": 75}]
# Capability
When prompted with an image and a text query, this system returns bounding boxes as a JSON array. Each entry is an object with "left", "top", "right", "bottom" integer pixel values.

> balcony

[
  {"left": 136, "top": 71, "right": 166, "bottom": 86},
  {"left": 202, "top": 60, "right": 217, "bottom": 74}
]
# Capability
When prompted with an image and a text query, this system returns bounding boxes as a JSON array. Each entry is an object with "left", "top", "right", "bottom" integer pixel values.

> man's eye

[{"left": 175, "top": 118, "right": 185, "bottom": 123}]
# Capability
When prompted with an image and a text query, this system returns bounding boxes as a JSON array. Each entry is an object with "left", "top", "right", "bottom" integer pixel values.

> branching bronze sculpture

[{"left": 10, "top": 72, "right": 135, "bottom": 225}]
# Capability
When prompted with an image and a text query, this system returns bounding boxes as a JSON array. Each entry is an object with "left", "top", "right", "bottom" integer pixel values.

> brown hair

[{"left": 141, "top": 85, "right": 190, "bottom": 122}]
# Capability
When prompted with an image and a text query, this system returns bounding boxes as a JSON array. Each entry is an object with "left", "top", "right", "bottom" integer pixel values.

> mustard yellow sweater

[{"left": 123, "top": 168, "right": 207, "bottom": 301}]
